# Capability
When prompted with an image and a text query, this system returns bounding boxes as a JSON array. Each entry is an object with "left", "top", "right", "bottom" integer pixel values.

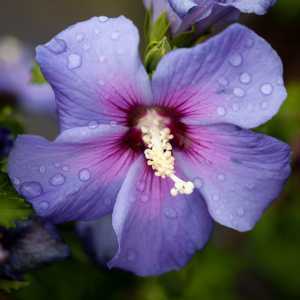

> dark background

[{"left": 1, "top": 1, "right": 300, "bottom": 299}]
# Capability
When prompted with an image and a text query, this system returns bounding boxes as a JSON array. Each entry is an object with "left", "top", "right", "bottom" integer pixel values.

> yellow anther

[{"left": 138, "top": 110, "right": 194, "bottom": 197}]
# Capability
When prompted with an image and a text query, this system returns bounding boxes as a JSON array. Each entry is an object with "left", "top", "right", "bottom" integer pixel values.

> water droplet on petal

[
  {"left": 62, "top": 165, "right": 69, "bottom": 172},
  {"left": 98, "top": 79, "right": 105, "bottom": 86},
  {"left": 12, "top": 177, "right": 20, "bottom": 185},
  {"left": 164, "top": 207, "right": 177, "bottom": 219},
  {"left": 76, "top": 33, "right": 84, "bottom": 42},
  {"left": 232, "top": 103, "right": 240, "bottom": 112},
  {"left": 39, "top": 165, "right": 46, "bottom": 173},
  {"left": 229, "top": 53, "right": 242, "bottom": 67},
  {"left": 233, "top": 87, "right": 245, "bottom": 97},
  {"left": 239, "top": 72, "right": 251, "bottom": 84},
  {"left": 237, "top": 208, "right": 245, "bottom": 217},
  {"left": 99, "top": 56, "right": 106, "bottom": 63},
  {"left": 261, "top": 101, "right": 268, "bottom": 110},
  {"left": 46, "top": 38, "right": 67, "bottom": 54},
  {"left": 88, "top": 121, "right": 98, "bottom": 129},
  {"left": 260, "top": 83, "right": 273, "bottom": 95},
  {"left": 79, "top": 169, "right": 91, "bottom": 182},
  {"left": 245, "top": 38, "right": 254, "bottom": 48},
  {"left": 217, "top": 106, "right": 227, "bottom": 116},
  {"left": 127, "top": 250, "right": 136, "bottom": 261},
  {"left": 140, "top": 194, "right": 149, "bottom": 203},
  {"left": 20, "top": 182, "right": 43, "bottom": 198},
  {"left": 217, "top": 174, "right": 225, "bottom": 181},
  {"left": 68, "top": 54, "right": 82, "bottom": 69},
  {"left": 111, "top": 31, "right": 120, "bottom": 40},
  {"left": 98, "top": 16, "right": 109, "bottom": 22},
  {"left": 83, "top": 43, "right": 90, "bottom": 51},
  {"left": 218, "top": 77, "right": 229, "bottom": 86},
  {"left": 193, "top": 177, "right": 203, "bottom": 188},
  {"left": 117, "top": 49, "right": 124, "bottom": 55},
  {"left": 212, "top": 194, "right": 219, "bottom": 201},
  {"left": 50, "top": 174, "right": 65, "bottom": 186},
  {"left": 277, "top": 78, "right": 284, "bottom": 86},
  {"left": 39, "top": 201, "right": 49, "bottom": 210}
]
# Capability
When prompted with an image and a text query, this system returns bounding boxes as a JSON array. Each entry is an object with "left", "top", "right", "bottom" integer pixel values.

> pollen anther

[{"left": 139, "top": 110, "right": 194, "bottom": 197}]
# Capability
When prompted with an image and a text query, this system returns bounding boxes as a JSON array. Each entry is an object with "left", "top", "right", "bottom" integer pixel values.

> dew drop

[
  {"left": 88, "top": 120, "right": 98, "bottom": 129},
  {"left": 79, "top": 169, "right": 91, "bottom": 182},
  {"left": 98, "top": 79, "right": 105, "bottom": 86},
  {"left": 239, "top": 72, "right": 251, "bottom": 84},
  {"left": 245, "top": 38, "right": 254, "bottom": 48},
  {"left": 39, "top": 201, "right": 49, "bottom": 210},
  {"left": 98, "top": 16, "right": 109, "bottom": 22},
  {"left": 140, "top": 194, "right": 149, "bottom": 203},
  {"left": 217, "top": 174, "right": 225, "bottom": 181},
  {"left": 20, "top": 182, "right": 43, "bottom": 198},
  {"left": 62, "top": 165, "right": 69, "bottom": 172},
  {"left": 76, "top": 33, "right": 84, "bottom": 42},
  {"left": 99, "top": 56, "right": 106, "bottom": 63},
  {"left": 164, "top": 207, "right": 177, "bottom": 219},
  {"left": 46, "top": 38, "right": 67, "bottom": 54},
  {"left": 39, "top": 165, "right": 46, "bottom": 174},
  {"left": 127, "top": 250, "right": 136, "bottom": 261},
  {"left": 117, "top": 49, "right": 124, "bottom": 55},
  {"left": 218, "top": 77, "right": 229, "bottom": 86},
  {"left": 237, "top": 208, "right": 245, "bottom": 217},
  {"left": 260, "top": 83, "right": 273, "bottom": 95},
  {"left": 261, "top": 101, "right": 268, "bottom": 110},
  {"left": 68, "top": 54, "right": 82, "bottom": 69},
  {"left": 50, "top": 174, "right": 65, "bottom": 186},
  {"left": 212, "top": 194, "right": 219, "bottom": 201},
  {"left": 193, "top": 177, "right": 203, "bottom": 188},
  {"left": 232, "top": 103, "right": 240, "bottom": 112},
  {"left": 83, "top": 43, "right": 90, "bottom": 51},
  {"left": 111, "top": 31, "right": 120, "bottom": 40},
  {"left": 233, "top": 87, "right": 245, "bottom": 97},
  {"left": 217, "top": 106, "right": 227, "bottom": 116},
  {"left": 229, "top": 53, "right": 242, "bottom": 67},
  {"left": 12, "top": 177, "right": 21, "bottom": 185}
]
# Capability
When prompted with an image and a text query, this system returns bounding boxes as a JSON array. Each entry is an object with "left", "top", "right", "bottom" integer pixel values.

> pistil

[{"left": 139, "top": 110, "right": 194, "bottom": 197}]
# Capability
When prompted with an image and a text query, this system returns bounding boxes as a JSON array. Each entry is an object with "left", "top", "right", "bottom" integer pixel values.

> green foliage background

[{"left": 1, "top": 1, "right": 300, "bottom": 299}]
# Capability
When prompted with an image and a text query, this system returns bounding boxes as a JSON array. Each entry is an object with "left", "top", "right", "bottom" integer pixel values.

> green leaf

[
  {"left": 0, "top": 279, "right": 30, "bottom": 293},
  {"left": 0, "top": 172, "right": 32, "bottom": 228},
  {"left": 31, "top": 63, "right": 47, "bottom": 85},
  {"left": 0, "top": 106, "right": 24, "bottom": 136},
  {"left": 172, "top": 26, "right": 196, "bottom": 48},
  {"left": 144, "top": 37, "right": 172, "bottom": 75},
  {"left": 149, "top": 12, "right": 170, "bottom": 43}
]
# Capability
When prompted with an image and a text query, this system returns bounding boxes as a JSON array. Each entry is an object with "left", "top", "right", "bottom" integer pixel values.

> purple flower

[
  {"left": 8, "top": 17, "right": 290, "bottom": 276},
  {"left": 0, "top": 218, "right": 69, "bottom": 279},
  {"left": 145, "top": 0, "right": 276, "bottom": 33},
  {"left": 0, "top": 127, "right": 14, "bottom": 158},
  {"left": 0, "top": 36, "right": 56, "bottom": 114}
]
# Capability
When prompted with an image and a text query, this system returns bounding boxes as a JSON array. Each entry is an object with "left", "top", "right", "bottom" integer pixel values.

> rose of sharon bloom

[
  {"left": 0, "top": 36, "right": 55, "bottom": 114},
  {"left": 8, "top": 16, "right": 290, "bottom": 276},
  {"left": 144, "top": 0, "right": 276, "bottom": 33}
]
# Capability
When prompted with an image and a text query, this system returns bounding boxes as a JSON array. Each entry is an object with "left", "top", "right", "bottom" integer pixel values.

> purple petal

[
  {"left": 175, "top": 124, "right": 291, "bottom": 232},
  {"left": 8, "top": 125, "right": 137, "bottom": 223},
  {"left": 169, "top": 0, "right": 275, "bottom": 32},
  {"left": 77, "top": 215, "right": 118, "bottom": 265},
  {"left": 152, "top": 24, "right": 287, "bottom": 129},
  {"left": 221, "top": 0, "right": 276, "bottom": 15},
  {"left": 108, "top": 157, "right": 213, "bottom": 276},
  {"left": 36, "top": 16, "right": 152, "bottom": 131}
]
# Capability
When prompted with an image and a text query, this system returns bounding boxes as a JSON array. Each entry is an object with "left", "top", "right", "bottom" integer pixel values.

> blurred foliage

[
  {"left": 31, "top": 63, "right": 47, "bottom": 85},
  {"left": 0, "top": 172, "right": 32, "bottom": 228}
]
